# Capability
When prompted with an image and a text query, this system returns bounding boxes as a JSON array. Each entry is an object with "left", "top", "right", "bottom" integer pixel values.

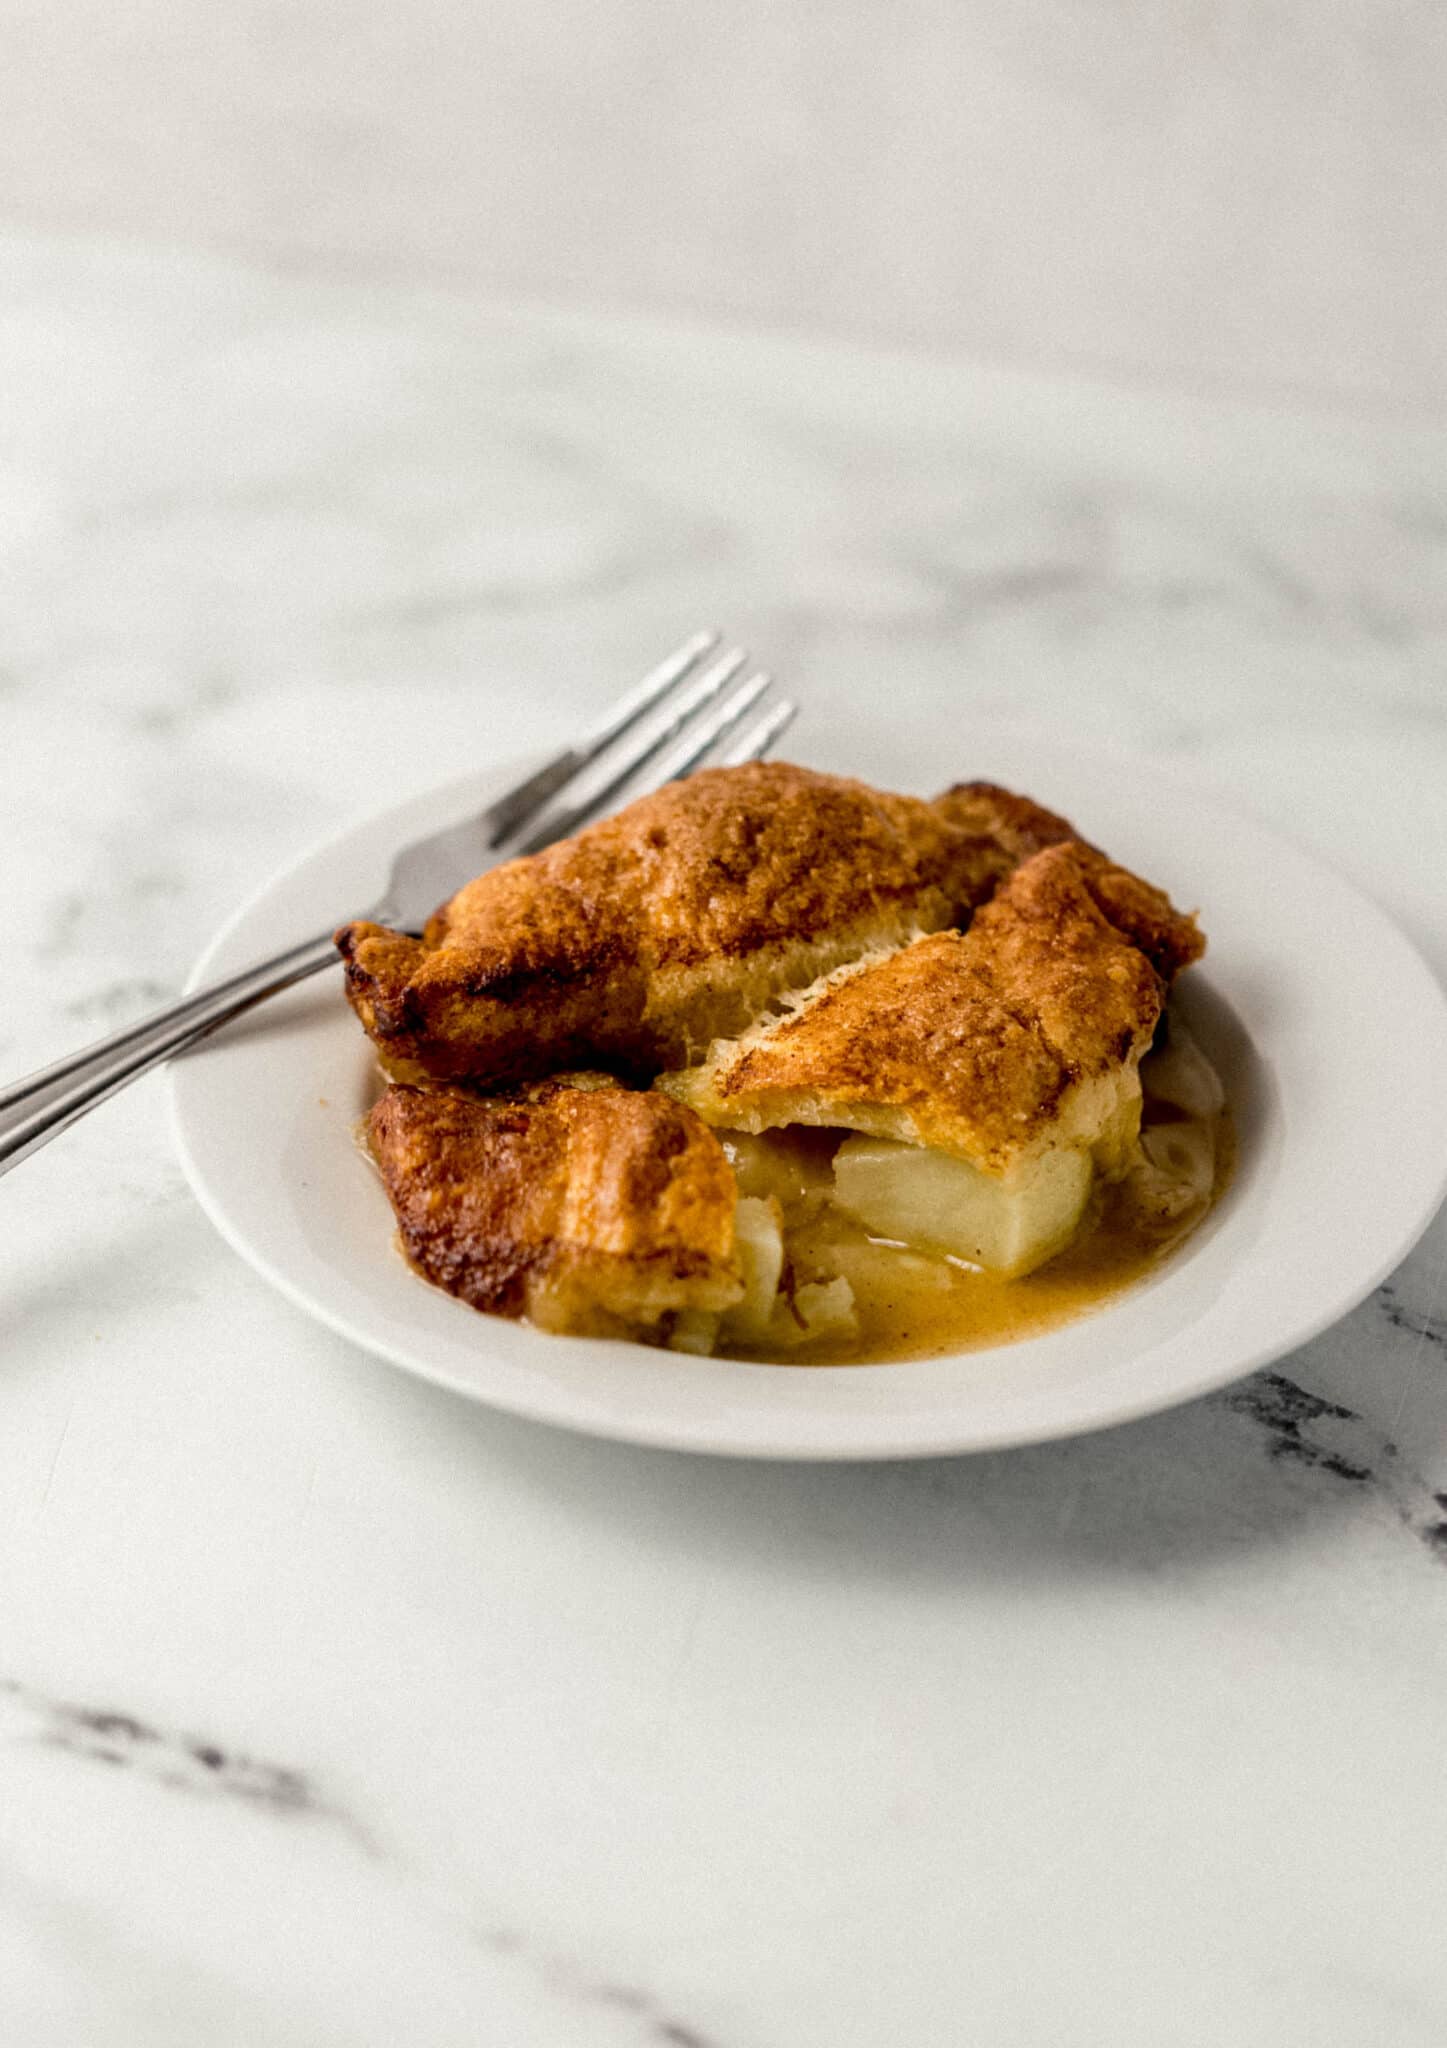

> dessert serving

[{"left": 338, "top": 763, "right": 1228, "bottom": 1362}]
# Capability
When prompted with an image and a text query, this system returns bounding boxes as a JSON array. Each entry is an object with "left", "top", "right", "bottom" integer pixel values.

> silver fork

[{"left": 0, "top": 633, "right": 796, "bottom": 1176}]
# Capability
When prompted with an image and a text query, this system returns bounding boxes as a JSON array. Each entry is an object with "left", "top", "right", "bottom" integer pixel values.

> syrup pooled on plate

[{"left": 710, "top": 1009, "right": 1231, "bottom": 1365}]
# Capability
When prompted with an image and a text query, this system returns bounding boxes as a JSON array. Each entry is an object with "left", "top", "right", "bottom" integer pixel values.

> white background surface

[
  {"left": 1, "top": 227, "right": 1445, "bottom": 2043},
  {"left": 3, "top": 0, "right": 1446, "bottom": 408}
]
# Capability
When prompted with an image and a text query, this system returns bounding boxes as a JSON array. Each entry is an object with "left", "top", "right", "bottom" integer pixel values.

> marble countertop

[
  {"left": 2, "top": 230, "right": 1445, "bottom": 2046},
  {"left": 7, "top": 0, "right": 1446, "bottom": 411}
]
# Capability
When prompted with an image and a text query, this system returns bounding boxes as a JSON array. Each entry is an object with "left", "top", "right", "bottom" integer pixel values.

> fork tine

[
  {"left": 712, "top": 697, "right": 798, "bottom": 767},
  {"left": 509, "top": 646, "right": 751, "bottom": 856},
  {"left": 508, "top": 681, "right": 794, "bottom": 862},
  {"left": 480, "top": 629, "right": 721, "bottom": 847},
  {"left": 616, "top": 671, "right": 773, "bottom": 794},
  {"left": 580, "top": 629, "right": 723, "bottom": 755}
]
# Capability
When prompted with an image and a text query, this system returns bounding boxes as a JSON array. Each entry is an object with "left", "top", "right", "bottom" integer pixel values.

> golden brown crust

[
  {"left": 931, "top": 779, "right": 1079, "bottom": 863},
  {"left": 339, "top": 762, "right": 1204, "bottom": 1094},
  {"left": 368, "top": 1080, "right": 741, "bottom": 1334},
  {"left": 353, "top": 769, "right": 1212, "bottom": 1331},
  {"left": 1064, "top": 847, "right": 1205, "bottom": 981},
  {"left": 661, "top": 844, "right": 1164, "bottom": 1174},
  {"left": 933, "top": 780, "right": 1204, "bottom": 980},
  {"left": 965, "top": 843, "right": 1167, "bottom": 1075},
  {"left": 338, "top": 762, "right": 1030, "bottom": 1087}
]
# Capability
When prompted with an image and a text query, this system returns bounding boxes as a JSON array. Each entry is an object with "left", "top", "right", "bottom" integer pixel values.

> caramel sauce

[
  {"left": 725, "top": 1148, "right": 1229, "bottom": 1364},
  {"left": 360, "top": 1007, "right": 1233, "bottom": 1367}
]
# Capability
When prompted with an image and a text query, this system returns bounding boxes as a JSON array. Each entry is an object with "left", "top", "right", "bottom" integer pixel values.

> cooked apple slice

[
  {"left": 727, "top": 1195, "right": 788, "bottom": 1338},
  {"left": 832, "top": 1137, "right": 1092, "bottom": 1278}
]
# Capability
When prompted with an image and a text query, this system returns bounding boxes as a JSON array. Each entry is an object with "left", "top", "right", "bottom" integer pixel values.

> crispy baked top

[
  {"left": 661, "top": 844, "right": 1165, "bottom": 1172},
  {"left": 338, "top": 762, "right": 1203, "bottom": 1090},
  {"left": 340, "top": 762, "right": 1056, "bottom": 1085},
  {"left": 932, "top": 779, "right": 1078, "bottom": 863},
  {"left": 937, "top": 780, "right": 1204, "bottom": 980},
  {"left": 427, "top": 761, "right": 1000, "bottom": 960},
  {"left": 369, "top": 1078, "right": 741, "bottom": 1329}
]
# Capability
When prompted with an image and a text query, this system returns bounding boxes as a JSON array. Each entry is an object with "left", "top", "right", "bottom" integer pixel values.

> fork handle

[{"left": 0, "top": 931, "right": 342, "bottom": 1176}]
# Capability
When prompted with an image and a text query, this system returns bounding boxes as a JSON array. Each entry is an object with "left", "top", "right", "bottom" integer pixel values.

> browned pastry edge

[
  {"left": 936, "top": 780, "right": 1204, "bottom": 980},
  {"left": 662, "top": 841, "right": 1164, "bottom": 1171},
  {"left": 367, "top": 1078, "right": 741, "bottom": 1333},
  {"left": 338, "top": 762, "right": 1001, "bottom": 1085},
  {"left": 339, "top": 761, "right": 1203, "bottom": 1091},
  {"left": 931, "top": 779, "right": 1079, "bottom": 862}
]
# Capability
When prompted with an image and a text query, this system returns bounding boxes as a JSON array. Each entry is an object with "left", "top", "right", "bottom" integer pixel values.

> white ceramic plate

[{"left": 170, "top": 735, "right": 1447, "bottom": 1461}]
